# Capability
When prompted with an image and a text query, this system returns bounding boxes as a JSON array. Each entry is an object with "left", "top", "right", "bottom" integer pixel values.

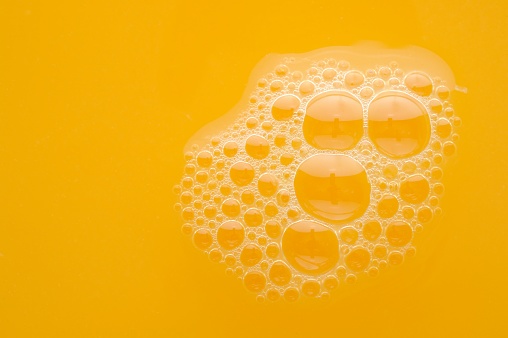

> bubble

[
  {"left": 368, "top": 266, "right": 379, "bottom": 277},
  {"left": 241, "top": 190, "right": 255, "bottom": 204},
  {"left": 274, "top": 134, "right": 286, "bottom": 147},
  {"left": 429, "top": 99, "right": 443, "bottom": 113},
  {"left": 245, "top": 135, "right": 270, "bottom": 159},
  {"left": 429, "top": 196, "right": 439, "bottom": 207},
  {"left": 402, "top": 161, "right": 417, "bottom": 174},
  {"left": 431, "top": 167, "right": 443, "bottom": 180},
  {"left": 386, "top": 221, "right": 413, "bottom": 247},
  {"left": 402, "top": 206, "right": 415, "bottom": 219},
  {"left": 287, "top": 208, "right": 300, "bottom": 219},
  {"left": 299, "top": 80, "right": 315, "bottom": 95},
  {"left": 225, "top": 254, "right": 236, "bottom": 266},
  {"left": 368, "top": 92, "right": 431, "bottom": 158},
  {"left": 434, "top": 183, "right": 445, "bottom": 195},
  {"left": 221, "top": 198, "right": 241, "bottom": 217},
  {"left": 195, "top": 171, "right": 208, "bottom": 184},
  {"left": 284, "top": 287, "right": 300, "bottom": 302},
  {"left": 443, "top": 141, "right": 456, "bottom": 156},
  {"left": 269, "top": 261, "right": 292, "bottom": 286},
  {"left": 264, "top": 202, "right": 279, "bottom": 217},
  {"left": 223, "top": 141, "right": 239, "bottom": 157},
  {"left": 404, "top": 72, "right": 433, "bottom": 96},
  {"left": 302, "top": 280, "right": 321, "bottom": 297},
  {"left": 277, "top": 189, "right": 291, "bottom": 206},
  {"left": 257, "top": 173, "right": 279, "bottom": 197},
  {"left": 266, "top": 243, "right": 280, "bottom": 258},
  {"left": 244, "top": 271, "right": 266, "bottom": 293},
  {"left": 282, "top": 220, "right": 339, "bottom": 275},
  {"left": 383, "top": 164, "right": 398, "bottom": 179},
  {"left": 336, "top": 266, "right": 347, "bottom": 278},
  {"left": 373, "top": 244, "right": 387, "bottom": 258},
  {"left": 340, "top": 227, "right": 359, "bottom": 244},
  {"left": 377, "top": 195, "right": 399, "bottom": 218},
  {"left": 197, "top": 151, "right": 213, "bottom": 167},
  {"left": 270, "top": 80, "right": 284, "bottom": 92},
  {"left": 265, "top": 220, "right": 281, "bottom": 239},
  {"left": 388, "top": 251, "right": 404, "bottom": 265},
  {"left": 436, "top": 86, "right": 450, "bottom": 99},
  {"left": 181, "top": 223, "right": 193, "bottom": 235},
  {"left": 182, "top": 177, "right": 193, "bottom": 189},
  {"left": 180, "top": 191, "right": 192, "bottom": 205},
  {"left": 182, "top": 207, "right": 194, "bottom": 221},
  {"left": 209, "top": 248, "right": 223, "bottom": 263},
  {"left": 266, "top": 289, "right": 280, "bottom": 301},
  {"left": 320, "top": 68, "right": 336, "bottom": 80},
  {"left": 294, "top": 154, "right": 370, "bottom": 224},
  {"left": 193, "top": 229, "right": 213, "bottom": 250},
  {"left": 270, "top": 95, "right": 300, "bottom": 121},
  {"left": 230, "top": 161, "right": 255, "bottom": 186},
  {"left": 203, "top": 205, "right": 217, "bottom": 219},
  {"left": 275, "top": 64, "right": 289, "bottom": 76},
  {"left": 279, "top": 153, "right": 294, "bottom": 166},
  {"left": 244, "top": 208, "right": 263, "bottom": 227},
  {"left": 362, "top": 220, "right": 382, "bottom": 241},
  {"left": 400, "top": 174, "right": 430, "bottom": 204},
  {"left": 360, "top": 87, "right": 374, "bottom": 98},
  {"left": 436, "top": 118, "right": 452, "bottom": 138},
  {"left": 240, "top": 243, "right": 263, "bottom": 266},
  {"left": 373, "top": 78, "right": 385, "bottom": 90},
  {"left": 379, "top": 66, "right": 392, "bottom": 78},
  {"left": 303, "top": 91, "right": 363, "bottom": 150},
  {"left": 345, "top": 247, "right": 371, "bottom": 272},
  {"left": 291, "top": 138, "right": 303, "bottom": 149},
  {"left": 220, "top": 184, "right": 232, "bottom": 196},
  {"left": 323, "top": 276, "right": 339, "bottom": 290},
  {"left": 417, "top": 206, "right": 433, "bottom": 223},
  {"left": 345, "top": 274, "right": 357, "bottom": 284},
  {"left": 217, "top": 220, "right": 245, "bottom": 250},
  {"left": 344, "top": 71, "right": 364, "bottom": 87}
]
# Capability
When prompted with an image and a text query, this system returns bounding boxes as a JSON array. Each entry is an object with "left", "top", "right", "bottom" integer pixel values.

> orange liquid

[{"left": 1, "top": 1, "right": 507, "bottom": 337}]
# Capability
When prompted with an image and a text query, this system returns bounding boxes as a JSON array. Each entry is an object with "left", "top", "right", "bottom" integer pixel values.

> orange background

[{"left": 1, "top": 1, "right": 507, "bottom": 337}]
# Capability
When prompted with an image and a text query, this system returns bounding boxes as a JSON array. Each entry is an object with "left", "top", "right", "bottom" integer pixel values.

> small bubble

[
  {"left": 377, "top": 195, "right": 399, "bottom": 218},
  {"left": 388, "top": 251, "right": 404, "bottom": 265},
  {"left": 270, "top": 80, "right": 284, "bottom": 92},
  {"left": 275, "top": 64, "right": 289, "bottom": 76},
  {"left": 266, "top": 243, "right": 280, "bottom": 258},
  {"left": 302, "top": 280, "right": 321, "bottom": 297},
  {"left": 323, "top": 276, "right": 339, "bottom": 290},
  {"left": 345, "top": 247, "right": 371, "bottom": 272},
  {"left": 244, "top": 271, "right": 266, "bottom": 293},
  {"left": 197, "top": 151, "right": 213, "bottom": 167},
  {"left": 240, "top": 244, "right": 263, "bottom": 267},
  {"left": 181, "top": 223, "right": 193, "bottom": 236},
  {"left": 373, "top": 244, "right": 387, "bottom": 258},
  {"left": 340, "top": 227, "right": 359, "bottom": 244},
  {"left": 267, "top": 289, "right": 280, "bottom": 301},
  {"left": 283, "top": 287, "right": 300, "bottom": 302},
  {"left": 442, "top": 141, "right": 456, "bottom": 156},
  {"left": 362, "top": 220, "right": 382, "bottom": 241},
  {"left": 345, "top": 274, "right": 357, "bottom": 284},
  {"left": 193, "top": 228, "right": 213, "bottom": 250},
  {"left": 217, "top": 220, "right": 245, "bottom": 250},
  {"left": 265, "top": 220, "right": 281, "bottom": 238},
  {"left": 221, "top": 198, "right": 240, "bottom": 217},
  {"left": 299, "top": 80, "right": 315, "bottom": 95},
  {"left": 244, "top": 208, "right": 263, "bottom": 227},
  {"left": 241, "top": 190, "right": 255, "bottom": 205}
]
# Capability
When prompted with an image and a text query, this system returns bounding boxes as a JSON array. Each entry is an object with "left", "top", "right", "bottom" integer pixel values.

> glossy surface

[{"left": 1, "top": 1, "right": 507, "bottom": 337}]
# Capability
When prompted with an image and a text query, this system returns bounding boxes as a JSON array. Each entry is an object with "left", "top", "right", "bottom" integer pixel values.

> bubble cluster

[{"left": 174, "top": 47, "right": 460, "bottom": 301}]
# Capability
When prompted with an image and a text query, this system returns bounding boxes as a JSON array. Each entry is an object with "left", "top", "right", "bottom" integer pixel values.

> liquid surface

[
  {"left": 2, "top": 1, "right": 507, "bottom": 338},
  {"left": 174, "top": 45, "right": 460, "bottom": 301}
]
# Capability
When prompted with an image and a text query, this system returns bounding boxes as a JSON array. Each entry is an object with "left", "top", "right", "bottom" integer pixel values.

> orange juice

[{"left": 0, "top": 1, "right": 507, "bottom": 337}]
